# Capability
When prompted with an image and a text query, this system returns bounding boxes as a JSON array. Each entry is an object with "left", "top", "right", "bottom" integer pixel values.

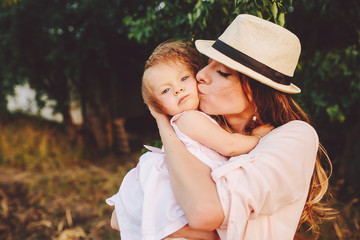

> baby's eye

[
  {"left": 162, "top": 88, "right": 170, "bottom": 94},
  {"left": 181, "top": 76, "right": 189, "bottom": 81},
  {"left": 217, "top": 70, "right": 232, "bottom": 78}
]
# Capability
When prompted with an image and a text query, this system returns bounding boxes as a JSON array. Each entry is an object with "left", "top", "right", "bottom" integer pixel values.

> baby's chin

[
  {"left": 183, "top": 106, "right": 199, "bottom": 112},
  {"left": 169, "top": 105, "right": 199, "bottom": 116}
]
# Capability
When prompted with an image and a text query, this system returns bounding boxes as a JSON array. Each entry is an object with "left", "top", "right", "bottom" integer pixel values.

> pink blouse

[{"left": 212, "top": 120, "right": 318, "bottom": 240}]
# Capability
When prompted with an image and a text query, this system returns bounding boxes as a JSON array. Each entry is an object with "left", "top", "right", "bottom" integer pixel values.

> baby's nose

[{"left": 175, "top": 87, "right": 184, "bottom": 95}]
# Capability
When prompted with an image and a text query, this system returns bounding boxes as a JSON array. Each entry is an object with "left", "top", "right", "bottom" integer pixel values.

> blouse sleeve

[{"left": 211, "top": 120, "right": 319, "bottom": 237}]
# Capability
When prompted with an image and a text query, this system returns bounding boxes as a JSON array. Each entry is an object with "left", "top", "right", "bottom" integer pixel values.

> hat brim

[{"left": 195, "top": 40, "right": 301, "bottom": 94}]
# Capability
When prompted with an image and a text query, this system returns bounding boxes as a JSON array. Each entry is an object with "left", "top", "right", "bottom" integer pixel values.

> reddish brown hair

[{"left": 239, "top": 74, "right": 337, "bottom": 239}]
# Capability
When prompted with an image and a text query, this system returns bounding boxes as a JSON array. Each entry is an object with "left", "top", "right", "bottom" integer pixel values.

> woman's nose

[{"left": 196, "top": 66, "right": 209, "bottom": 84}]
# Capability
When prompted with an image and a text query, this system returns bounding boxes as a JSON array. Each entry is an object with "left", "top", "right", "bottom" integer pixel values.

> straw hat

[{"left": 195, "top": 14, "right": 301, "bottom": 94}]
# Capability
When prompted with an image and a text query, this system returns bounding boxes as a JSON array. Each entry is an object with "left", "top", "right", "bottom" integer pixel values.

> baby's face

[{"left": 145, "top": 61, "right": 199, "bottom": 116}]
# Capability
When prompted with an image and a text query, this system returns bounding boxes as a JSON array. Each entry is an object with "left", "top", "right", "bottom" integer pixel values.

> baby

[{"left": 107, "top": 40, "right": 264, "bottom": 240}]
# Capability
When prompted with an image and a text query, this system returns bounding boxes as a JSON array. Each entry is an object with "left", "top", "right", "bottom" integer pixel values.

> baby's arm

[{"left": 176, "top": 111, "right": 262, "bottom": 157}]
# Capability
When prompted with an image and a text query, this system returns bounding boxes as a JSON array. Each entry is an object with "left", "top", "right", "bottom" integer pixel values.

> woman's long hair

[{"left": 239, "top": 74, "right": 337, "bottom": 239}]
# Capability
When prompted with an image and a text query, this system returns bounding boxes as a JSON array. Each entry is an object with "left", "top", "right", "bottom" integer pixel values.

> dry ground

[{"left": 0, "top": 154, "right": 139, "bottom": 240}]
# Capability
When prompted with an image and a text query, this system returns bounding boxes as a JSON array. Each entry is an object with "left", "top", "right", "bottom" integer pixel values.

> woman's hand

[
  {"left": 148, "top": 105, "right": 169, "bottom": 122},
  {"left": 165, "top": 225, "right": 220, "bottom": 240}
]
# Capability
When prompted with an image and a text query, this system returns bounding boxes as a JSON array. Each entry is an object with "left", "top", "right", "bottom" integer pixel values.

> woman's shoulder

[
  {"left": 264, "top": 120, "right": 319, "bottom": 146},
  {"left": 274, "top": 120, "right": 316, "bottom": 135},
  {"left": 246, "top": 120, "right": 319, "bottom": 170}
]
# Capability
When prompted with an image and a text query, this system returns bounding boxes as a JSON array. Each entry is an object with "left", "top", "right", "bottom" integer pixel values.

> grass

[
  {"left": 0, "top": 113, "right": 86, "bottom": 170},
  {"left": 0, "top": 160, "right": 138, "bottom": 240},
  {"left": 0, "top": 113, "right": 359, "bottom": 239}
]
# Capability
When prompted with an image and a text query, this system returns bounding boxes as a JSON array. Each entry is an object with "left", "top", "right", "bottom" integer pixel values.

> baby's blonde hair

[{"left": 142, "top": 40, "right": 204, "bottom": 114}]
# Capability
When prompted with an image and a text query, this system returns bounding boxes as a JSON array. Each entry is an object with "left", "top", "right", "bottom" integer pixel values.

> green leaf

[
  {"left": 278, "top": 12, "right": 285, "bottom": 26},
  {"left": 123, "top": 15, "right": 133, "bottom": 26},
  {"left": 187, "top": 12, "right": 193, "bottom": 26},
  {"left": 194, "top": 0, "right": 202, "bottom": 9},
  {"left": 270, "top": 1, "right": 278, "bottom": 19},
  {"left": 195, "top": 7, "right": 201, "bottom": 19},
  {"left": 326, "top": 105, "right": 345, "bottom": 122}
]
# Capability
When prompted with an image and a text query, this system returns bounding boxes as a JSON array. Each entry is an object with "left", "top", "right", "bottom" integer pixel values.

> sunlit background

[{"left": 7, "top": 84, "right": 65, "bottom": 122}]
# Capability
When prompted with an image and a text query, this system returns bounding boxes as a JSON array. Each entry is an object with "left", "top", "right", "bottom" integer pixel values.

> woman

[{"left": 151, "top": 14, "right": 335, "bottom": 239}]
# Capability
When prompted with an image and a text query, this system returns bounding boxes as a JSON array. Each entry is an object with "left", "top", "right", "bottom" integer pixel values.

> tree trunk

[
  {"left": 84, "top": 102, "right": 108, "bottom": 150},
  {"left": 113, "top": 117, "right": 131, "bottom": 154},
  {"left": 62, "top": 103, "right": 73, "bottom": 126},
  {"left": 108, "top": 69, "right": 131, "bottom": 154}
]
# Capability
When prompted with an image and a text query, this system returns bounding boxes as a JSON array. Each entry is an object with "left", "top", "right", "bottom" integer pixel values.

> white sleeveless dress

[{"left": 106, "top": 111, "right": 228, "bottom": 240}]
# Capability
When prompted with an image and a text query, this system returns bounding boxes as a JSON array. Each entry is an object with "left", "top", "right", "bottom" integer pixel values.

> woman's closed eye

[{"left": 217, "top": 70, "right": 232, "bottom": 78}]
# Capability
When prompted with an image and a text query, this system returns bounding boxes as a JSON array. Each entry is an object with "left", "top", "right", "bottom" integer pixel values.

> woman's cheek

[{"left": 199, "top": 97, "right": 218, "bottom": 115}]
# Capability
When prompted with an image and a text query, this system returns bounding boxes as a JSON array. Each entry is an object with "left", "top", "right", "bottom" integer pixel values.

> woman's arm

[
  {"left": 176, "top": 110, "right": 263, "bottom": 156},
  {"left": 150, "top": 109, "right": 224, "bottom": 231},
  {"left": 166, "top": 224, "right": 220, "bottom": 240}
]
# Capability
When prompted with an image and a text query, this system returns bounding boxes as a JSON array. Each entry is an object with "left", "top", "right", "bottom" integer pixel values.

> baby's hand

[{"left": 252, "top": 124, "right": 274, "bottom": 139}]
